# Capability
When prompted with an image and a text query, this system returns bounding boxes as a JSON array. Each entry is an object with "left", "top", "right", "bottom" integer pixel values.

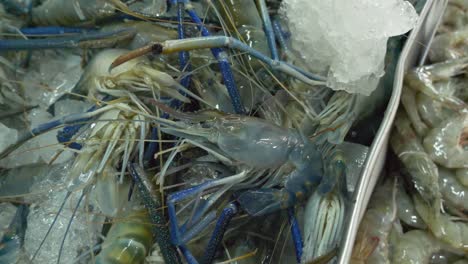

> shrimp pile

[
  {"left": 0, "top": 1, "right": 418, "bottom": 264},
  {"left": 353, "top": 0, "right": 468, "bottom": 262}
]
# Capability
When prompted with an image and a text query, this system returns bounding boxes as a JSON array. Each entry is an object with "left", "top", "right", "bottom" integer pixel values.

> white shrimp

[
  {"left": 396, "top": 182, "right": 426, "bottom": 229},
  {"left": 405, "top": 57, "right": 468, "bottom": 110},
  {"left": 438, "top": 167, "right": 468, "bottom": 212},
  {"left": 439, "top": 0, "right": 468, "bottom": 33},
  {"left": 391, "top": 110, "right": 441, "bottom": 212},
  {"left": 414, "top": 194, "right": 468, "bottom": 250},
  {"left": 456, "top": 168, "right": 468, "bottom": 187},
  {"left": 401, "top": 85, "right": 429, "bottom": 136},
  {"left": 423, "top": 113, "right": 468, "bottom": 169},
  {"left": 429, "top": 29, "right": 468, "bottom": 63},
  {"left": 392, "top": 230, "right": 460, "bottom": 264},
  {"left": 352, "top": 178, "right": 398, "bottom": 264},
  {"left": 416, "top": 92, "right": 455, "bottom": 129}
]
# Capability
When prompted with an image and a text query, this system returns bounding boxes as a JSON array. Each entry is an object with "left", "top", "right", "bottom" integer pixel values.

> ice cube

[
  {"left": 54, "top": 99, "right": 91, "bottom": 117},
  {"left": 24, "top": 190, "right": 102, "bottom": 264},
  {"left": 23, "top": 51, "right": 82, "bottom": 108},
  {"left": 0, "top": 122, "right": 18, "bottom": 154},
  {"left": 0, "top": 108, "right": 74, "bottom": 168},
  {"left": 280, "top": 0, "right": 418, "bottom": 95},
  {"left": 0, "top": 203, "right": 17, "bottom": 238}
]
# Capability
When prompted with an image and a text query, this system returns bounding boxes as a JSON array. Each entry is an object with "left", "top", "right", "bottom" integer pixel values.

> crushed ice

[
  {"left": 23, "top": 163, "right": 103, "bottom": 264},
  {"left": 280, "top": 0, "right": 418, "bottom": 95}
]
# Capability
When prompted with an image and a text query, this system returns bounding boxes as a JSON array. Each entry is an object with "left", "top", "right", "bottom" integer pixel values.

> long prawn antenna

[
  {"left": 31, "top": 191, "right": 72, "bottom": 261},
  {"left": 57, "top": 190, "right": 87, "bottom": 264}
]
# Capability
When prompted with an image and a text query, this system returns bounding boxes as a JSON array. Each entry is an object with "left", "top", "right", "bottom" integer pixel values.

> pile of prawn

[
  {"left": 0, "top": 0, "right": 415, "bottom": 264},
  {"left": 352, "top": 0, "right": 468, "bottom": 263}
]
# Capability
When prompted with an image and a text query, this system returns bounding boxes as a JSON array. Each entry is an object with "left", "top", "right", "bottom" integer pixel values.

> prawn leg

[
  {"left": 288, "top": 207, "right": 304, "bottom": 263},
  {"left": 273, "top": 19, "right": 294, "bottom": 60},
  {"left": 167, "top": 176, "right": 241, "bottom": 240},
  {"left": 200, "top": 203, "right": 238, "bottom": 264},
  {"left": 172, "top": 0, "right": 192, "bottom": 89},
  {"left": 166, "top": 182, "right": 216, "bottom": 262},
  {"left": 255, "top": 0, "right": 279, "bottom": 60},
  {"left": 176, "top": 1, "right": 244, "bottom": 114},
  {"left": 111, "top": 36, "right": 326, "bottom": 87},
  {"left": 0, "top": 28, "right": 135, "bottom": 50},
  {"left": 19, "top": 26, "right": 93, "bottom": 35},
  {"left": 167, "top": 172, "right": 248, "bottom": 263}
]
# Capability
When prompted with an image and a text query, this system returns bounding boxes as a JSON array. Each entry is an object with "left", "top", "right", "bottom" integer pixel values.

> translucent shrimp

[
  {"left": 404, "top": 57, "right": 468, "bottom": 110},
  {"left": 396, "top": 182, "right": 426, "bottom": 229},
  {"left": 401, "top": 85, "right": 429, "bottom": 136},
  {"left": 439, "top": 0, "right": 468, "bottom": 33},
  {"left": 156, "top": 112, "right": 327, "bottom": 204},
  {"left": 456, "top": 168, "right": 468, "bottom": 187},
  {"left": 149, "top": 103, "right": 346, "bottom": 263},
  {"left": 390, "top": 110, "right": 441, "bottom": 212},
  {"left": 438, "top": 167, "right": 468, "bottom": 211},
  {"left": 392, "top": 230, "right": 457, "bottom": 264},
  {"left": 414, "top": 194, "right": 468, "bottom": 250},
  {"left": 429, "top": 29, "right": 468, "bottom": 63},
  {"left": 416, "top": 92, "right": 455, "bottom": 129},
  {"left": 422, "top": 113, "right": 468, "bottom": 169},
  {"left": 352, "top": 178, "right": 398, "bottom": 264}
]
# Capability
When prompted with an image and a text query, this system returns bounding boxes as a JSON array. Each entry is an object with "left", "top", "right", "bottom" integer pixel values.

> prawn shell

[
  {"left": 96, "top": 211, "right": 153, "bottom": 264},
  {"left": 32, "top": 0, "right": 115, "bottom": 26},
  {"left": 423, "top": 114, "right": 468, "bottom": 169}
]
